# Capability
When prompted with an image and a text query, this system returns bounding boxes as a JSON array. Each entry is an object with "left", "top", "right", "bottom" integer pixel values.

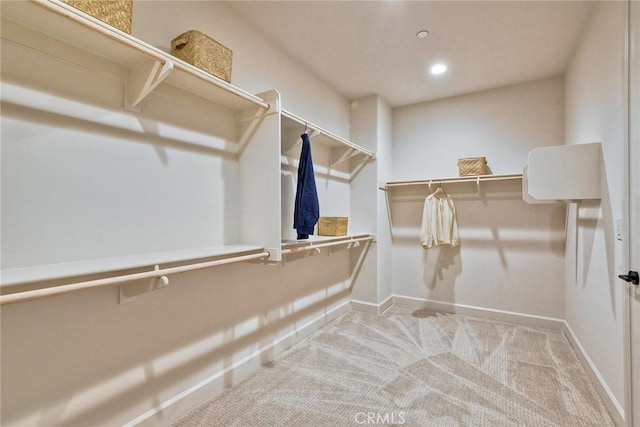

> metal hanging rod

[{"left": 0, "top": 251, "right": 270, "bottom": 306}]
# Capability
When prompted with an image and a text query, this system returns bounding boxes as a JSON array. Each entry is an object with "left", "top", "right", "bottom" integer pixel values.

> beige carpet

[{"left": 172, "top": 306, "right": 614, "bottom": 426}]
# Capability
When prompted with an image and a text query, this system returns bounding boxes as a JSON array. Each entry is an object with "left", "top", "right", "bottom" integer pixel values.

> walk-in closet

[{"left": 1, "top": 1, "right": 638, "bottom": 426}]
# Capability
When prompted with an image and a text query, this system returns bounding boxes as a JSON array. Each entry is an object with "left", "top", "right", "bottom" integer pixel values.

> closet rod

[
  {"left": 281, "top": 110, "right": 375, "bottom": 158},
  {"left": 281, "top": 236, "right": 374, "bottom": 255},
  {"left": 383, "top": 173, "right": 523, "bottom": 189},
  {"left": 0, "top": 251, "right": 270, "bottom": 306}
]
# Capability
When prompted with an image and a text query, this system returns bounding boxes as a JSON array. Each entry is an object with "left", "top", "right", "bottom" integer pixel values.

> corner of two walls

[
  {"left": 563, "top": 0, "right": 628, "bottom": 419},
  {"left": 349, "top": 96, "right": 394, "bottom": 312}
]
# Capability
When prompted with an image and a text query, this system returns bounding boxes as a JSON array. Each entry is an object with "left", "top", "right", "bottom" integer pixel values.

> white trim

[
  {"left": 392, "top": 295, "right": 565, "bottom": 330},
  {"left": 124, "top": 300, "right": 351, "bottom": 426},
  {"left": 563, "top": 321, "right": 626, "bottom": 426},
  {"left": 379, "top": 295, "right": 394, "bottom": 314},
  {"left": 624, "top": 2, "right": 640, "bottom": 426},
  {"left": 351, "top": 295, "right": 394, "bottom": 315}
]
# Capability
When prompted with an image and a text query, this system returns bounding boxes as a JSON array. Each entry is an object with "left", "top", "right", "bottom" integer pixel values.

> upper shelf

[
  {"left": 523, "top": 143, "right": 602, "bottom": 203},
  {"left": 382, "top": 173, "right": 523, "bottom": 190},
  {"left": 0, "top": 0, "right": 269, "bottom": 113},
  {"left": 281, "top": 109, "right": 376, "bottom": 179},
  {"left": 281, "top": 110, "right": 375, "bottom": 158}
]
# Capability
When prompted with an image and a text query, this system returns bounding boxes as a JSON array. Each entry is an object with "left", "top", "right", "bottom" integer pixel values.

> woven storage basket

[
  {"left": 457, "top": 157, "right": 488, "bottom": 176},
  {"left": 171, "top": 30, "right": 233, "bottom": 83},
  {"left": 318, "top": 217, "right": 348, "bottom": 237},
  {"left": 62, "top": 0, "right": 132, "bottom": 34}
]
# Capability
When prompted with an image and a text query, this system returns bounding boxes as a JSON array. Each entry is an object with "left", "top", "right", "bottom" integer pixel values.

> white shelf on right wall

[{"left": 523, "top": 142, "right": 602, "bottom": 203}]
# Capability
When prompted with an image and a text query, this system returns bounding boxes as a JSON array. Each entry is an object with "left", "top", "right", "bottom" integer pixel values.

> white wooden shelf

[
  {"left": 282, "top": 233, "right": 372, "bottom": 248},
  {"left": 1, "top": 245, "right": 266, "bottom": 287},
  {"left": 1, "top": 0, "right": 283, "bottom": 276},
  {"left": 280, "top": 109, "right": 374, "bottom": 180},
  {"left": 382, "top": 173, "right": 523, "bottom": 189},
  {"left": 381, "top": 174, "right": 523, "bottom": 228},
  {"left": 0, "top": 0, "right": 268, "bottom": 113},
  {"left": 279, "top": 110, "right": 376, "bottom": 247},
  {"left": 523, "top": 143, "right": 602, "bottom": 203},
  {"left": 0, "top": 0, "right": 372, "bottom": 296},
  {"left": 281, "top": 234, "right": 374, "bottom": 255}
]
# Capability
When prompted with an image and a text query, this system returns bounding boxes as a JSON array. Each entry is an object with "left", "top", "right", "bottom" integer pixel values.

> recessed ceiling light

[
  {"left": 430, "top": 63, "right": 447, "bottom": 75},
  {"left": 416, "top": 30, "right": 429, "bottom": 39}
]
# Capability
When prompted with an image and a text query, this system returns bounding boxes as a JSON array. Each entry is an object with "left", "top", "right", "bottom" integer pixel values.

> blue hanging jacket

[{"left": 294, "top": 133, "right": 319, "bottom": 239}]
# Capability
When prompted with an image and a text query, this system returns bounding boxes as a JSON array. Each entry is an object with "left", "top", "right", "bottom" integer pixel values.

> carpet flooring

[{"left": 172, "top": 306, "right": 615, "bottom": 426}]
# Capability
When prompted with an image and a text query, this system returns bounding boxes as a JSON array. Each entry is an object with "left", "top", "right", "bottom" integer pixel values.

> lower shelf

[
  {"left": 281, "top": 233, "right": 374, "bottom": 255},
  {"left": 1, "top": 245, "right": 266, "bottom": 287}
]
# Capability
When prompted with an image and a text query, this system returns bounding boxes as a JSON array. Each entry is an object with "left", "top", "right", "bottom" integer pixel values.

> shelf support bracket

[
  {"left": 330, "top": 146, "right": 360, "bottom": 167},
  {"left": 237, "top": 106, "right": 271, "bottom": 156},
  {"left": 308, "top": 129, "right": 321, "bottom": 139},
  {"left": 119, "top": 265, "right": 169, "bottom": 304},
  {"left": 381, "top": 185, "right": 394, "bottom": 236},
  {"left": 348, "top": 155, "right": 373, "bottom": 181},
  {"left": 236, "top": 90, "right": 279, "bottom": 157},
  {"left": 328, "top": 240, "right": 361, "bottom": 255},
  {"left": 125, "top": 59, "right": 174, "bottom": 112}
]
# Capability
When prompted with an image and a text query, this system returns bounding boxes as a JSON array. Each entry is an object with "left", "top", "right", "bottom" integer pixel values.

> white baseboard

[
  {"left": 392, "top": 295, "right": 565, "bottom": 330},
  {"left": 562, "top": 321, "right": 625, "bottom": 426},
  {"left": 351, "top": 294, "right": 394, "bottom": 315},
  {"left": 126, "top": 299, "right": 351, "bottom": 426}
]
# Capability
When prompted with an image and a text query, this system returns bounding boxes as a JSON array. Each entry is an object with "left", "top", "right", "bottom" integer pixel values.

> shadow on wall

[
  {"left": 1, "top": 91, "right": 239, "bottom": 161},
  {"left": 0, "top": 248, "right": 369, "bottom": 427},
  {"left": 574, "top": 162, "right": 618, "bottom": 316},
  {"left": 281, "top": 171, "right": 296, "bottom": 241},
  {"left": 389, "top": 179, "right": 566, "bottom": 309},
  {"left": 423, "top": 245, "right": 462, "bottom": 290}
]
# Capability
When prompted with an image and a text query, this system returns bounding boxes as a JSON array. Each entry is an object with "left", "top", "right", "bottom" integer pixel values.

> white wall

[
  {"left": 391, "top": 77, "right": 566, "bottom": 319},
  {"left": 393, "top": 77, "right": 565, "bottom": 179},
  {"left": 350, "top": 96, "right": 380, "bottom": 304},
  {"left": 563, "top": 1, "right": 627, "bottom": 417},
  {"left": 0, "top": 2, "right": 360, "bottom": 426},
  {"left": 133, "top": 1, "right": 351, "bottom": 139},
  {"left": 349, "top": 95, "right": 393, "bottom": 309},
  {"left": 376, "top": 98, "right": 393, "bottom": 302},
  {"left": 0, "top": 256, "right": 352, "bottom": 427}
]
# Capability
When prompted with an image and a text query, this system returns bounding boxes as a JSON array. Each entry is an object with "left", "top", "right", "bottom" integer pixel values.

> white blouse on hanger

[{"left": 420, "top": 190, "right": 460, "bottom": 249}]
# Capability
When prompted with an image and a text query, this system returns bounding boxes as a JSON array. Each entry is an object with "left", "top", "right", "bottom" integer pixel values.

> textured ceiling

[{"left": 224, "top": 1, "right": 593, "bottom": 107}]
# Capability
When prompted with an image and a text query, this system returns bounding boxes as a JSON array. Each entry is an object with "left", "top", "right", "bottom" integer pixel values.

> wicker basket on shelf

[
  {"left": 317, "top": 217, "right": 348, "bottom": 236},
  {"left": 171, "top": 30, "right": 233, "bottom": 83},
  {"left": 62, "top": 0, "right": 133, "bottom": 34},
  {"left": 457, "top": 157, "right": 488, "bottom": 176}
]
